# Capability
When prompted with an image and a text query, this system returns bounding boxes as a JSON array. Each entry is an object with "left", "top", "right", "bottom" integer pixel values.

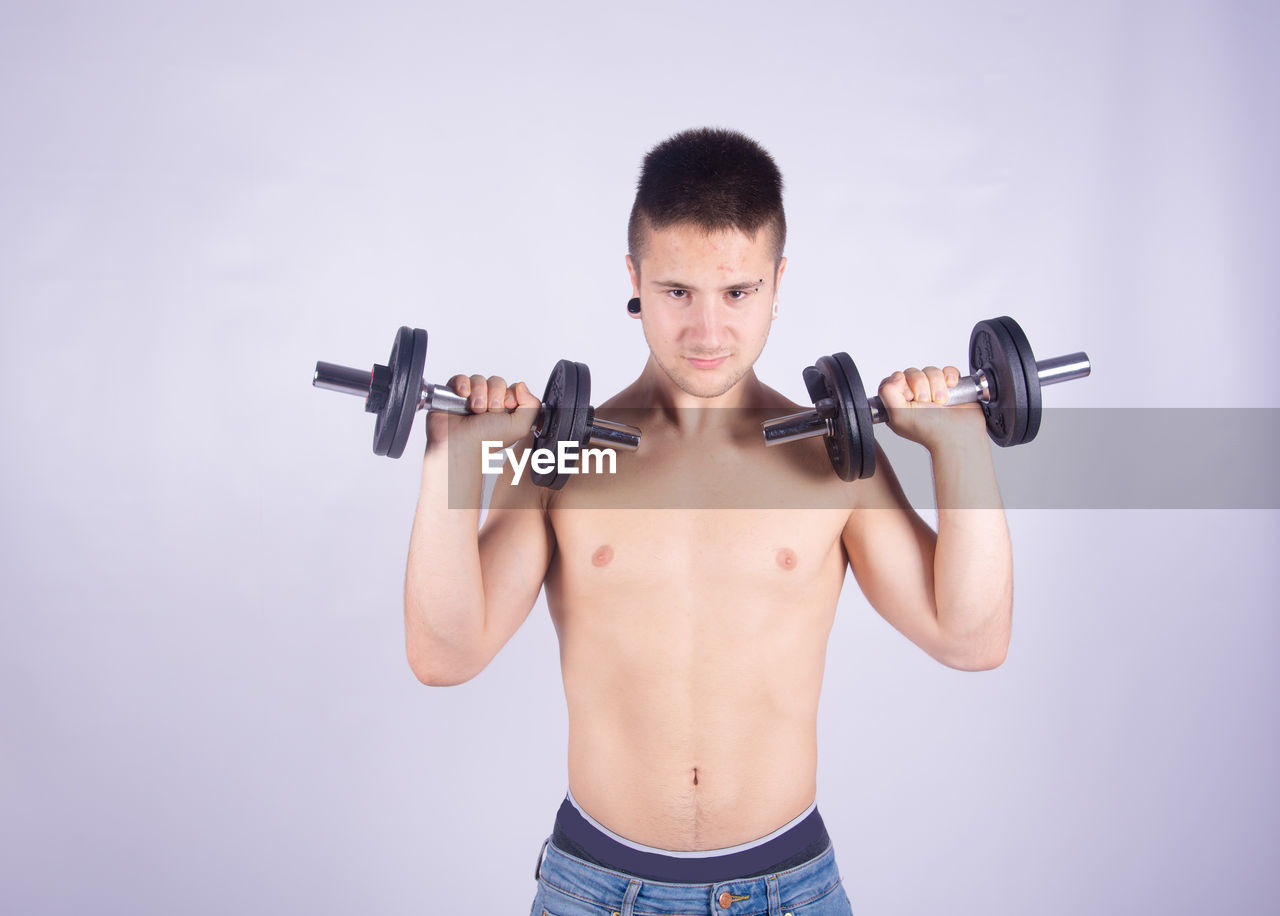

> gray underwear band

[{"left": 549, "top": 790, "right": 830, "bottom": 883}]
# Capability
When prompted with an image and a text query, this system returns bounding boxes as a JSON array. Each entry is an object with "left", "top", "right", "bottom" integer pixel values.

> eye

[
  {"left": 666, "top": 289, "right": 688, "bottom": 300},
  {"left": 726, "top": 289, "right": 748, "bottom": 301}
]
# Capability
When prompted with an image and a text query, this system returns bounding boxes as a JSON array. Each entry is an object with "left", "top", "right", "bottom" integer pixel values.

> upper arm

[
  {"left": 473, "top": 433, "right": 556, "bottom": 668},
  {"left": 841, "top": 444, "right": 949, "bottom": 662}
]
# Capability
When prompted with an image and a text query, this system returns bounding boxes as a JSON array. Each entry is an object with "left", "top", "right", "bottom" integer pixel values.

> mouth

[{"left": 686, "top": 355, "right": 730, "bottom": 369}]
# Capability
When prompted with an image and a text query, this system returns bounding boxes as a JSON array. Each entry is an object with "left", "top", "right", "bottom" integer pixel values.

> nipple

[
  {"left": 776, "top": 548, "right": 797, "bottom": 571},
  {"left": 592, "top": 545, "right": 614, "bottom": 568}
]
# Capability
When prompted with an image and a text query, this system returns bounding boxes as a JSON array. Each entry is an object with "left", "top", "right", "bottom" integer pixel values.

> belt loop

[
  {"left": 767, "top": 874, "right": 782, "bottom": 916},
  {"left": 534, "top": 838, "right": 549, "bottom": 881},
  {"left": 620, "top": 879, "right": 641, "bottom": 916}
]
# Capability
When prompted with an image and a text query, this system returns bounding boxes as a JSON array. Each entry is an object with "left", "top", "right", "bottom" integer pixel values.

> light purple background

[{"left": 2, "top": 1, "right": 1277, "bottom": 913}]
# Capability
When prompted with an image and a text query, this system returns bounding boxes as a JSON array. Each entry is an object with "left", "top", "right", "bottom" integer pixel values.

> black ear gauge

[{"left": 626, "top": 297, "right": 641, "bottom": 314}]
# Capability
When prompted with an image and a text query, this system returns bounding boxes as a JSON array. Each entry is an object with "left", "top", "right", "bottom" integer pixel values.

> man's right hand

[{"left": 425, "top": 374, "right": 541, "bottom": 453}]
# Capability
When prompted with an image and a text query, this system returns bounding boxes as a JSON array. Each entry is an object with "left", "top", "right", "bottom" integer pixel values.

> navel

[
  {"left": 776, "top": 548, "right": 798, "bottom": 571},
  {"left": 592, "top": 545, "right": 614, "bottom": 568}
]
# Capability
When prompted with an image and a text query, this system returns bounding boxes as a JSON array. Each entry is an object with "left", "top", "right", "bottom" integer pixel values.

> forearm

[
  {"left": 403, "top": 437, "right": 488, "bottom": 681},
  {"left": 930, "top": 435, "right": 1013, "bottom": 669}
]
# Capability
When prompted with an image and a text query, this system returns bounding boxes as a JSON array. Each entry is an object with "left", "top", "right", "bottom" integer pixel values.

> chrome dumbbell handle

[
  {"left": 762, "top": 351, "right": 1091, "bottom": 447},
  {"left": 420, "top": 382, "right": 471, "bottom": 416},
  {"left": 313, "top": 362, "right": 381, "bottom": 398},
  {"left": 583, "top": 416, "right": 642, "bottom": 451},
  {"left": 527, "top": 407, "right": 643, "bottom": 452},
  {"left": 313, "top": 362, "right": 472, "bottom": 415},
  {"left": 313, "top": 361, "right": 640, "bottom": 451}
]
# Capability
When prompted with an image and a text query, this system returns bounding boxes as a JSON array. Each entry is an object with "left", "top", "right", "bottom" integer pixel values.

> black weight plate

[
  {"left": 802, "top": 364, "right": 844, "bottom": 481},
  {"left": 531, "top": 359, "right": 576, "bottom": 486},
  {"left": 833, "top": 352, "right": 877, "bottom": 480},
  {"left": 532, "top": 359, "right": 591, "bottom": 489},
  {"left": 373, "top": 326, "right": 413, "bottom": 456},
  {"left": 996, "top": 316, "right": 1041, "bottom": 445},
  {"left": 388, "top": 328, "right": 428, "bottom": 458},
  {"left": 809, "top": 353, "right": 873, "bottom": 482},
  {"left": 804, "top": 360, "right": 850, "bottom": 481},
  {"left": 969, "top": 318, "right": 1028, "bottom": 448},
  {"left": 373, "top": 326, "right": 426, "bottom": 458},
  {"left": 801, "top": 364, "right": 839, "bottom": 470}
]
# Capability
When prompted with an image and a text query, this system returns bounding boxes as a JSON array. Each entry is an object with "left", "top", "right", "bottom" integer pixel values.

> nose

[{"left": 686, "top": 300, "right": 728, "bottom": 349}]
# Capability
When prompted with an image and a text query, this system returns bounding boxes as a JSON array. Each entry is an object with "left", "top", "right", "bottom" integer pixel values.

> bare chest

[{"left": 543, "top": 435, "right": 855, "bottom": 628}]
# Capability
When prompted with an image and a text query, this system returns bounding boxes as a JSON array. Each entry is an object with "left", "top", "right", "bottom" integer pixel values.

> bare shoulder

[{"left": 746, "top": 377, "right": 807, "bottom": 412}]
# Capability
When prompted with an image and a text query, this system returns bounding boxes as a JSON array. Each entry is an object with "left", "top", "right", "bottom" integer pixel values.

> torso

[{"left": 543, "top": 394, "right": 859, "bottom": 850}]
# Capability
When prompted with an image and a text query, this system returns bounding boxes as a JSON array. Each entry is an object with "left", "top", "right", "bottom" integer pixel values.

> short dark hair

[{"left": 628, "top": 127, "right": 786, "bottom": 265}]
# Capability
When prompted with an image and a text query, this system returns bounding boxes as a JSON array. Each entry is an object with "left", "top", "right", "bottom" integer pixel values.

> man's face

[{"left": 627, "top": 222, "right": 785, "bottom": 400}]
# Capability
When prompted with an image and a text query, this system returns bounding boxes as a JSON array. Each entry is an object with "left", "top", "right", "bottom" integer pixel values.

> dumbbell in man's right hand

[{"left": 424, "top": 374, "right": 541, "bottom": 452}]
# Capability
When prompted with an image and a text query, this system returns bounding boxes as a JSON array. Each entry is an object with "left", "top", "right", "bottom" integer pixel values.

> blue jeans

[{"left": 530, "top": 837, "right": 855, "bottom": 916}]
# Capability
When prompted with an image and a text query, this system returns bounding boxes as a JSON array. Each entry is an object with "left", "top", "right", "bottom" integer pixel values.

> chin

[
  {"left": 673, "top": 368, "right": 745, "bottom": 399},
  {"left": 652, "top": 352, "right": 749, "bottom": 399}
]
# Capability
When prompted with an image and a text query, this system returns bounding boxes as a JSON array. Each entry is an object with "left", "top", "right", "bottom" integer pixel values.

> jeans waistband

[{"left": 537, "top": 839, "right": 843, "bottom": 916}]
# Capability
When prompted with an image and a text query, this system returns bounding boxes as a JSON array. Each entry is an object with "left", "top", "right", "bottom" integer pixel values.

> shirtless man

[{"left": 404, "top": 128, "right": 1012, "bottom": 916}]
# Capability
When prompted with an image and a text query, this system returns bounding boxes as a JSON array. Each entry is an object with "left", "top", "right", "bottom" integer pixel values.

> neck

[{"left": 632, "top": 356, "right": 768, "bottom": 435}]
